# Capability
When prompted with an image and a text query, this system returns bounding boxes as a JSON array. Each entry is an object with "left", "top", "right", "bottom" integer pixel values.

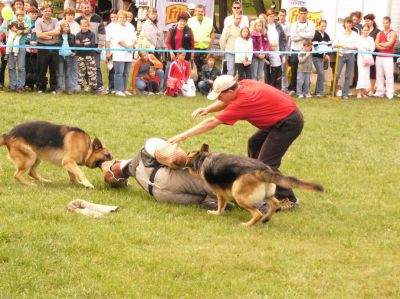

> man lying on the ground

[{"left": 100, "top": 138, "right": 226, "bottom": 210}]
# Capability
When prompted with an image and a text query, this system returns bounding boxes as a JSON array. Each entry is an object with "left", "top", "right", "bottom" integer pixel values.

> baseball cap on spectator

[
  {"left": 207, "top": 75, "right": 237, "bottom": 100},
  {"left": 188, "top": 3, "right": 196, "bottom": 10}
]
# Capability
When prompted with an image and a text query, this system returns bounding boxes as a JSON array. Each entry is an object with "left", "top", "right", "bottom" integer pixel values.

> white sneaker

[
  {"left": 148, "top": 92, "right": 155, "bottom": 95},
  {"left": 373, "top": 93, "right": 384, "bottom": 97},
  {"left": 336, "top": 90, "right": 342, "bottom": 97},
  {"left": 387, "top": 94, "right": 393, "bottom": 100},
  {"left": 115, "top": 91, "right": 126, "bottom": 97},
  {"left": 305, "top": 94, "right": 312, "bottom": 98},
  {"left": 124, "top": 90, "right": 132, "bottom": 96},
  {"left": 298, "top": 95, "right": 304, "bottom": 98}
]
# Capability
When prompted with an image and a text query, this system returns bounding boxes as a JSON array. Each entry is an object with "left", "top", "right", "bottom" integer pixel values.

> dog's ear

[
  {"left": 92, "top": 137, "right": 104, "bottom": 150},
  {"left": 200, "top": 144, "right": 209, "bottom": 152}
]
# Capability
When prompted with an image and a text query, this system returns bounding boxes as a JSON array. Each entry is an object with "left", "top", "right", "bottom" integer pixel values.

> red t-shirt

[{"left": 216, "top": 80, "right": 298, "bottom": 129}]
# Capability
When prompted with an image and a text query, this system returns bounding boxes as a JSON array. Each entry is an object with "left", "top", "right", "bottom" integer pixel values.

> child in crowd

[
  {"left": 267, "top": 41, "right": 282, "bottom": 90},
  {"left": 166, "top": 49, "right": 190, "bottom": 97},
  {"left": 25, "top": 7, "right": 38, "bottom": 91},
  {"left": 141, "top": 66, "right": 161, "bottom": 94},
  {"left": 250, "top": 19, "right": 269, "bottom": 81},
  {"left": 235, "top": 26, "right": 253, "bottom": 81},
  {"left": 297, "top": 39, "right": 313, "bottom": 98},
  {"left": 75, "top": 19, "right": 103, "bottom": 95},
  {"left": 63, "top": 8, "right": 80, "bottom": 92},
  {"left": 57, "top": 21, "right": 75, "bottom": 95},
  {"left": 198, "top": 54, "right": 221, "bottom": 96},
  {"left": 126, "top": 11, "right": 136, "bottom": 32},
  {"left": 6, "top": 10, "right": 29, "bottom": 58}
]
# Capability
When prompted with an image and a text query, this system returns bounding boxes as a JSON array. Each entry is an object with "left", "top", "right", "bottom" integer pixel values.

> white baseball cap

[
  {"left": 188, "top": 3, "right": 196, "bottom": 9},
  {"left": 207, "top": 75, "right": 237, "bottom": 100}
]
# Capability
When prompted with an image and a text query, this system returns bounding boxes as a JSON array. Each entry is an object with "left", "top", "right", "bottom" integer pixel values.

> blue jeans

[
  {"left": 136, "top": 69, "right": 164, "bottom": 91},
  {"left": 336, "top": 54, "right": 355, "bottom": 97},
  {"left": 312, "top": 56, "right": 325, "bottom": 95},
  {"left": 71, "top": 55, "right": 79, "bottom": 91},
  {"left": 296, "top": 72, "right": 310, "bottom": 96},
  {"left": 281, "top": 56, "right": 288, "bottom": 92},
  {"left": 198, "top": 80, "right": 211, "bottom": 96},
  {"left": 251, "top": 57, "right": 265, "bottom": 81},
  {"left": 113, "top": 61, "right": 132, "bottom": 92},
  {"left": 225, "top": 53, "right": 235, "bottom": 76},
  {"left": 95, "top": 51, "right": 103, "bottom": 88},
  {"left": 8, "top": 48, "right": 26, "bottom": 89},
  {"left": 58, "top": 55, "right": 73, "bottom": 92}
]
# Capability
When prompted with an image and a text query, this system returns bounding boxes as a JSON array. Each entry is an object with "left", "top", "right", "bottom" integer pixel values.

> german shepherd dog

[
  {"left": 0, "top": 121, "right": 112, "bottom": 188},
  {"left": 185, "top": 144, "right": 324, "bottom": 226}
]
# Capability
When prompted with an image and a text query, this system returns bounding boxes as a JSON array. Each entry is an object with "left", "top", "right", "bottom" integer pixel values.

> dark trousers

[
  {"left": 235, "top": 63, "right": 251, "bottom": 81},
  {"left": 0, "top": 54, "right": 7, "bottom": 86},
  {"left": 270, "top": 66, "right": 282, "bottom": 90},
  {"left": 108, "top": 67, "right": 114, "bottom": 91},
  {"left": 37, "top": 47, "right": 58, "bottom": 92},
  {"left": 147, "top": 80, "right": 160, "bottom": 93},
  {"left": 25, "top": 52, "right": 38, "bottom": 89},
  {"left": 264, "top": 63, "right": 271, "bottom": 84},
  {"left": 247, "top": 109, "right": 304, "bottom": 201},
  {"left": 288, "top": 52, "right": 299, "bottom": 92},
  {"left": 193, "top": 49, "right": 207, "bottom": 82}
]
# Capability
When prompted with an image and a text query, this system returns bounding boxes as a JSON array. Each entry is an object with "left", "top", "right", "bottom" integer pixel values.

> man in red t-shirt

[{"left": 168, "top": 75, "right": 304, "bottom": 206}]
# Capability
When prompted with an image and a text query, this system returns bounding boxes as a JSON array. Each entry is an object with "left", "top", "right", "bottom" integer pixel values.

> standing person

[
  {"left": 141, "top": 8, "right": 166, "bottom": 62},
  {"left": 223, "top": 1, "right": 249, "bottom": 29},
  {"left": 75, "top": 19, "right": 103, "bottom": 95},
  {"left": 250, "top": 19, "right": 269, "bottom": 82},
  {"left": 219, "top": 13, "right": 241, "bottom": 76},
  {"left": 278, "top": 9, "right": 290, "bottom": 93},
  {"left": 363, "top": 14, "right": 380, "bottom": 96},
  {"left": 296, "top": 39, "right": 313, "bottom": 98},
  {"left": 131, "top": 51, "right": 164, "bottom": 95},
  {"left": 105, "top": 9, "right": 118, "bottom": 94},
  {"left": 268, "top": 42, "right": 282, "bottom": 90},
  {"left": 198, "top": 54, "right": 221, "bottom": 96},
  {"left": 25, "top": 6, "right": 38, "bottom": 91},
  {"left": 334, "top": 17, "right": 358, "bottom": 100},
  {"left": 62, "top": 8, "right": 80, "bottom": 93},
  {"left": 356, "top": 24, "right": 375, "bottom": 98},
  {"left": 166, "top": 13, "right": 194, "bottom": 62},
  {"left": 57, "top": 21, "right": 75, "bottom": 95},
  {"left": 75, "top": 1, "right": 106, "bottom": 92},
  {"left": 105, "top": 10, "right": 136, "bottom": 97},
  {"left": 288, "top": 7, "right": 315, "bottom": 95},
  {"left": 187, "top": 4, "right": 214, "bottom": 81},
  {"left": 350, "top": 11, "right": 363, "bottom": 89},
  {"left": 374, "top": 16, "right": 397, "bottom": 100},
  {"left": 168, "top": 75, "right": 304, "bottom": 208},
  {"left": 235, "top": 26, "right": 252, "bottom": 81},
  {"left": 264, "top": 9, "right": 285, "bottom": 85},
  {"left": 312, "top": 20, "right": 331, "bottom": 97},
  {"left": 35, "top": 4, "right": 60, "bottom": 94},
  {"left": 0, "top": 17, "right": 7, "bottom": 89},
  {"left": 186, "top": 3, "right": 196, "bottom": 18}
]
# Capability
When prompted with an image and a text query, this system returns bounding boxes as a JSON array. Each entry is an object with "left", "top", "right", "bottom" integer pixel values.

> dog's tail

[
  {"left": 0, "top": 134, "right": 5, "bottom": 147},
  {"left": 255, "top": 169, "right": 324, "bottom": 192}
]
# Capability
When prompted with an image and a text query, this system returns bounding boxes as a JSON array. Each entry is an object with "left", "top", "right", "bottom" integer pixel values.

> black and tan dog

[
  {"left": 0, "top": 121, "right": 112, "bottom": 188},
  {"left": 185, "top": 144, "right": 324, "bottom": 226}
]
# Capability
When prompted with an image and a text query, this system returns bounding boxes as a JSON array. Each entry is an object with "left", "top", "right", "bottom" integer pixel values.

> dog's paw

[{"left": 240, "top": 222, "right": 253, "bottom": 227}]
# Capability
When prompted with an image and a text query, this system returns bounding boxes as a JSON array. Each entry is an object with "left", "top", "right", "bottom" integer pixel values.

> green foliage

[{"left": 0, "top": 92, "right": 399, "bottom": 298}]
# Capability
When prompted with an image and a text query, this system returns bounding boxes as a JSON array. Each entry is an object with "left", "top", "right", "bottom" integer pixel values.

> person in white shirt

[
  {"left": 288, "top": 7, "right": 315, "bottom": 94},
  {"left": 334, "top": 17, "right": 358, "bottom": 99},
  {"left": 220, "top": 13, "right": 241, "bottom": 76},
  {"left": 278, "top": 9, "right": 290, "bottom": 93},
  {"left": 105, "top": 9, "right": 118, "bottom": 93},
  {"left": 356, "top": 24, "right": 375, "bottom": 98},
  {"left": 105, "top": 10, "right": 136, "bottom": 97},
  {"left": 234, "top": 26, "right": 252, "bottom": 81},
  {"left": 223, "top": 1, "right": 249, "bottom": 29}
]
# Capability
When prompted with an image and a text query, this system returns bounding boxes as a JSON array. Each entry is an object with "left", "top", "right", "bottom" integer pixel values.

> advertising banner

[{"left": 156, "top": 0, "right": 215, "bottom": 31}]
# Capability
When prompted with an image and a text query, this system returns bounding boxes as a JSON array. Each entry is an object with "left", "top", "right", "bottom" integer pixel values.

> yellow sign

[
  {"left": 166, "top": 4, "right": 187, "bottom": 25},
  {"left": 289, "top": 7, "right": 322, "bottom": 26}
]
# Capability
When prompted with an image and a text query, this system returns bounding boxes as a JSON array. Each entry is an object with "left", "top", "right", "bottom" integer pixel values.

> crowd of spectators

[{"left": 0, "top": 0, "right": 399, "bottom": 99}]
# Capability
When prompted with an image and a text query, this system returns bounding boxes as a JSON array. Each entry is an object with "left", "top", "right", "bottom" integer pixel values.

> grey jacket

[
  {"left": 141, "top": 19, "right": 166, "bottom": 49},
  {"left": 126, "top": 149, "right": 216, "bottom": 206}
]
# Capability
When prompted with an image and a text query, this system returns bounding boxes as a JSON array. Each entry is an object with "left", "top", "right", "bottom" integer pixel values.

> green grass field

[{"left": 0, "top": 91, "right": 399, "bottom": 298}]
